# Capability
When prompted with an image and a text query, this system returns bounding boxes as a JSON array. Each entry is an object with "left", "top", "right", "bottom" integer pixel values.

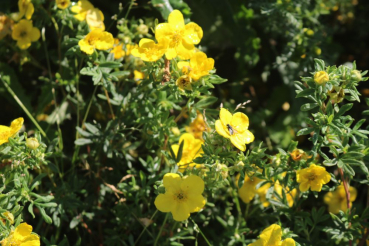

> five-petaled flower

[
  {"left": 177, "top": 51, "right": 214, "bottom": 81},
  {"left": 0, "top": 223, "right": 40, "bottom": 246},
  {"left": 154, "top": 173, "right": 206, "bottom": 221},
  {"left": 171, "top": 133, "right": 203, "bottom": 172},
  {"left": 0, "top": 118, "right": 23, "bottom": 146},
  {"left": 86, "top": 8, "right": 105, "bottom": 30},
  {"left": 296, "top": 164, "right": 331, "bottom": 192},
  {"left": 185, "top": 112, "right": 209, "bottom": 140},
  {"left": 131, "top": 38, "right": 168, "bottom": 62},
  {"left": 17, "top": 0, "right": 34, "bottom": 20},
  {"left": 248, "top": 224, "right": 295, "bottom": 246},
  {"left": 324, "top": 183, "right": 357, "bottom": 214},
  {"left": 215, "top": 108, "right": 254, "bottom": 151},
  {"left": 155, "top": 10, "right": 203, "bottom": 60},
  {"left": 236, "top": 172, "right": 262, "bottom": 204},
  {"left": 12, "top": 19, "right": 40, "bottom": 50},
  {"left": 78, "top": 29, "right": 114, "bottom": 55}
]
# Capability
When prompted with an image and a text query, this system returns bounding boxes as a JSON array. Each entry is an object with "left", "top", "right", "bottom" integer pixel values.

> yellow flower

[
  {"left": 177, "top": 52, "right": 214, "bottom": 81},
  {"left": 324, "top": 184, "right": 357, "bottom": 214},
  {"left": 176, "top": 75, "right": 192, "bottom": 91},
  {"left": 215, "top": 108, "right": 254, "bottom": 151},
  {"left": 18, "top": 0, "right": 34, "bottom": 20},
  {"left": 171, "top": 133, "right": 203, "bottom": 172},
  {"left": 155, "top": 10, "right": 203, "bottom": 60},
  {"left": 314, "top": 71, "right": 329, "bottom": 85},
  {"left": 78, "top": 29, "right": 114, "bottom": 55},
  {"left": 1, "top": 211, "right": 14, "bottom": 225},
  {"left": 185, "top": 112, "right": 209, "bottom": 140},
  {"left": 56, "top": 0, "right": 70, "bottom": 9},
  {"left": 0, "top": 118, "right": 24, "bottom": 146},
  {"left": 0, "top": 223, "right": 40, "bottom": 246},
  {"left": 296, "top": 164, "right": 331, "bottom": 192},
  {"left": 131, "top": 38, "right": 168, "bottom": 62},
  {"left": 154, "top": 173, "right": 206, "bottom": 221},
  {"left": 236, "top": 173, "right": 261, "bottom": 203},
  {"left": 274, "top": 181, "right": 297, "bottom": 207},
  {"left": 12, "top": 19, "right": 40, "bottom": 50},
  {"left": 110, "top": 39, "right": 125, "bottom": 59},
  {"left": 134, "top": 70, "right": 145, "bottom": 84},
  {"left": 71, "top": 0, "right": 94, "bottom": 21},
  {"left": 248, "top": 224, "right": 295, "bottom": 246},
  {"left": 0, "top": 14, "right": 13, "bottom": 40},
  {"left": 256, "top": 182, "right": 272, "bottom": 207},
  {"left": 86, "top": 8, "right": 105, "bottom": 30},
  {"left": 125, "top": 44, "right": 135, "bottom": 56}
]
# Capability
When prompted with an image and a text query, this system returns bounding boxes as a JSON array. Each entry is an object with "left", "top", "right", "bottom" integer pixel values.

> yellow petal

[
  {"left": 299, "top": 182, "right": 310, "bottom": 192},
  {"left": 219, "top": 108, "right": 232, "bottom": 127},
  {"left": 94, "top": 32, "right": 114, "bottom": 50},
  {"left": 168, "top": 10, "right": 185, "bottom": 29},
  {"left": 259, "top": 224, "right": 282, "bottom": 245},
  {"left": 177, "top": 61, "right": 190, "bottom": 73},
  {"left": 10, "top": 117, "right": 24, "bottom": 136},
  {"left": 238, "top": 184, "right": 256, "bottom": 203},
  {"left": 19, "top": 234, "right": 40, "bottom": 246},
  {"left": 176, "top": 42, "right": 194, "bottom": 60},
  {"left": 239, "top": 130, "right": 255, "bottom": 144},
  {"left": 25, "top": 3, "right": 34, "bottom": 20},
  {"left": 155, "top": 194, "right": 175, "bottom": 212},
  {"left": 0, "top": 125, "right": 11, "bottom": 145},
  {"left": 78, "top": 39, "right": 94, "bottom": 55},
  {"left": 30, "top": 27, "right": 40, "bottom": 42},
  {"left": 310, "top": 182, "right": 323, "bottom": 192},
  {"left": 163, "top": 173, "right": 181, "bottom": 191},
  {"left": 230, "top": 112, "right": 249, "bottom": 133},
  {"left": 17, "top": 38, "right": 31, "bottom": 50},
  {"left": 215, "top": 119, "right": 230, "bottom": 139},
  {"left": 155, "top": 23, "right": 173, "bottom": 42},
  {"left": 248, "top": 239, "right": 264, "bottom": 246},
  {"left": 14, "top": 223, "right": 32, "bottom": 242},
  {"left": 165, "top": 48, "right": 177, "bottom": 60},
  {"left": 281, "top": 238, "right": 296, "bottom": 246},
  {"left": 181, "top": 175, "right": 204, "bottom": 195},
  {"left": 170, "top": 144, "right": 179, "bottom": 158},
  {"left": 349, "top": 186, "right": 357, "bottom": 201},
  {"left": 183, "top": 22, "right": 203, "bottom": 45},
  {"left": 186, "top": 194, "right": 206, "bottom": 212},
  {"left": 171, "top": 202, "right": 190, "bottom": 221},
  {"left": 230, "top": 134, "right": 246, "bottom": 151}
]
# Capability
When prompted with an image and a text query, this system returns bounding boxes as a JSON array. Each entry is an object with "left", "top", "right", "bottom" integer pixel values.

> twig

[
  {"left": 153, "top": 213, "right": 168, "bottom": 246},
  {"left": 162, "top": 58, "right": 171, "bottom": 85}
]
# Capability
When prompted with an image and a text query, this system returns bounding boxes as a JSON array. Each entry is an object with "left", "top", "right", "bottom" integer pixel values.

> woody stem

[{"left": 162, "top": 58, "right": 171, "bottom": 85}]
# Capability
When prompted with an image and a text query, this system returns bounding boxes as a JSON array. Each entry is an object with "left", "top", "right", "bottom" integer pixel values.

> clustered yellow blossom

[
  {"left": 12, "top": 19, "right": 40, "bottom": 50},
  {"left": 215, "top": 108, "right": 254, "bottom": 151},
  {"left": 171, "top": 133, "right": 203, "bottom": 172},
  {"left": 56, "top": 0, "right": 70, "bottom": 9},
  {"left": 78, "top": 29, "right": 114, "bottom": 55},
  {"left": 154, "top": 173, "right": 206, "bottom": 221},
  {"left": 0, "top": 117, "right": 24, "bottom": 145},
  {"left": 178, "top": 52, "right": 214, "bottom": 81},
  {"left": 324, "top": 183, "right": 357, "bottom": 214},
  {"left": 71, "top": 0, "right": 104, "bottom": 31},
  {"left": 0, "top": 222, "right": 40, "bottom": 246},
  {"left": 314, "top": 71, "right": 329, "bottom": 85},
  {"left": 185, "top": 112, "right": 209, "bottom": 140},
  {"left": 248, "top": 224, "right": 295, "bottom": 246},
  {"left": 111, "top": 38, "right": 125, "bottom": 59},
  {"left": 296, "top": 164, "right": 331, "bottom": 192}
]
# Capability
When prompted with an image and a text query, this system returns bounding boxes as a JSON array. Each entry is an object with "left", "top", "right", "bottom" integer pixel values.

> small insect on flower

[{"left": 227, "top": 124, "right": 235, "bottom": 135}]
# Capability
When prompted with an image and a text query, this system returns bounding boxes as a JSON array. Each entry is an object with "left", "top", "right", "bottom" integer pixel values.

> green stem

[
  {"left": 82, "top": 85, "right": 99, "bottom": 128},
  {"left": 189, "top": 217, "right": 211, "bottom": 246},
  {"left": 0, "top": 76, "right": 47, "bottom": 139},
  {"left": 134, "top": 210, "right": 158, "bottom": 246},
  {"left": 153, "top": 213, "right": 168, "bottom": 246}
]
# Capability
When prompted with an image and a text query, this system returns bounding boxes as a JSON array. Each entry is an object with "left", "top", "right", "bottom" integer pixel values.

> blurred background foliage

[{"left": 0, "top": 0, "right": 368, "bottom": 245}]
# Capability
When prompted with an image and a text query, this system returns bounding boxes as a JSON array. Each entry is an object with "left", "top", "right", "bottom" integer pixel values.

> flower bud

[
  {"left": 315, "top": 47, "right": 321, "bottom": 56},
  {"left": 351, "top": 70, "right": 362, "bottom": 82},
  {"left": 314, "top": 71, "right": 329, "bottom": 85},
  {"left": 215, "top": 164, "right": 228, "bottom": 179},
  {"left": 233, "top": 161, "right": 245, "bottom": 172},
  {"left": 290, "top": 149, "right": 304, "bottom": 161},
  {"left": 171, "top": 127, "right": 181, "bottom": 136},
  {"left": 137, "top": 24, "right": 149, "bottom": 35},
  {"left": 26, "top": 138, "right": 40, "bottom": 150}
]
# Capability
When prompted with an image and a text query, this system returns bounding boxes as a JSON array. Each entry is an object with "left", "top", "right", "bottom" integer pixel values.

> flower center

[
  {"left": 19, "top": 31, "right": 27, "bottom": 38},
  {"left": 174, "top": 191, "right": 187, "bottom": 202},
  {"left": 170, "top": 31, "right": 183, "bottom": 47},
  {"left": 308, "top": 173, "right": 316, "bottom": 181}
]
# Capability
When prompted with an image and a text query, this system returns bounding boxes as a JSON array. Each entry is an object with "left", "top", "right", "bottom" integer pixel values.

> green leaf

[
  {"left": 98, "top": 61, "right": 122, "bottom": 68},
  {"left": 296, "top": 89, "right": 316, "bottom": 98},
  {"left": 297, "top": 127, "right": 314, "bottom": 136},
  {"left": 195, "top": 97, "right": 218, "bottom": 109},
  {"left": 335, "top": 103, "right": 353, "bottom": 118},
  {"left": 37, "top": 206, "right": 52, "bottom": 224},
  {"left": 314, "top": 59, "right": 325, "bottom": 71},
  {"left": 176, "top": 140, "right": 184, "bottom": 163},
  {"left": 301, "top": 103, "right": 318, "bottom": 111},
  {"left": 208, "top": 75, "right": 228, "bottom": 84},
  {"left": 74, "top": 138, "right": 93, "bottom": 146},
  {"left": 28, "top": 203, "right": 35, "bottom": 219}
]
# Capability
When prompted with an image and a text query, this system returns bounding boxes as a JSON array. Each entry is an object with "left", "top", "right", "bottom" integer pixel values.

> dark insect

[{"left": 227, "top": 124, "right": 234, "bottom": 135}]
